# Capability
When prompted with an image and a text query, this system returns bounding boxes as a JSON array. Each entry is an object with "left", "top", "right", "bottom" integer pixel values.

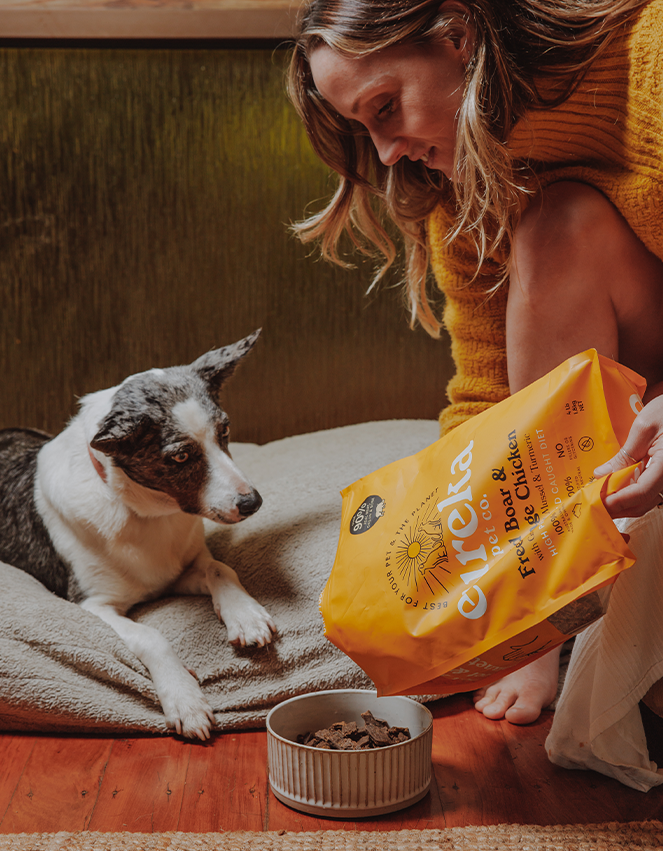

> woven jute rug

[{"left": 0, "top": 823, "right": 662, "bottom": 851}]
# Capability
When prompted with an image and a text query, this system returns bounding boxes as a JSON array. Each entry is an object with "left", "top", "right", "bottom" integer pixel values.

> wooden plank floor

[{"left": 1, "top": 694, "right": 663, "bottom": 833}]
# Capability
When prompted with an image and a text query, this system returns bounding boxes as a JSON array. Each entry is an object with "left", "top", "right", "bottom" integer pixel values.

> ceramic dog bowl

[{"left": 266, "top": 689, "right": 433, "bottom": 818}]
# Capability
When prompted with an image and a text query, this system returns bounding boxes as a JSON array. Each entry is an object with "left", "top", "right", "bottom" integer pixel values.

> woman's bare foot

[{"left": 472, "top": 646, "right": 562, "bottom": 724}]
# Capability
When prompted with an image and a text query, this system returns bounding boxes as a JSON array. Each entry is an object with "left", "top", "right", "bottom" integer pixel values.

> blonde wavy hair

[{"left": 287, "top": 0, "right": 649, "bottom": 335}]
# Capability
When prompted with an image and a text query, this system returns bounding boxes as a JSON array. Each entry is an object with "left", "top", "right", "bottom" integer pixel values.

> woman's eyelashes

[{"left": 377, "top": 98, "right": 396, "bottom": 118}]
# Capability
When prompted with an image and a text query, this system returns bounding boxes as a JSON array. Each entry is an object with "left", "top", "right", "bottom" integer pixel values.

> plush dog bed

[{"left": 0, "top": 419, "right": 439, "bottom": 734}]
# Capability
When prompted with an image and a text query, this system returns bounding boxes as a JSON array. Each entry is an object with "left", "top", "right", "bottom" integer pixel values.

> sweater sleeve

[{"left": 427, "top": 201, "right": 510, "bottom": 437}]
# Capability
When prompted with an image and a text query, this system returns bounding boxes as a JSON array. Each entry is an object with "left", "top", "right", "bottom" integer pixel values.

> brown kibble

[
  {"left": 361, "top": 710, "right": 392, "bottom": 745},
  {"left": 299, "top": 711, "right": 411, "bottom": 750},
  {"left": 547, "top": 591, "right": 605, "bottom": 636},
  {"left": 330, "top": 720, "right": 358, "bottom": 736},
  {"left": 389, "top": 726, "right": 410, "bottom": 737}
]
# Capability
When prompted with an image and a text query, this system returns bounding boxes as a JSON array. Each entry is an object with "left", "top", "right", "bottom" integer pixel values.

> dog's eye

[
  {"left": 219, "top": 424, "right": 230, "bottom": 441},
  {"left": 171, "top": 451, "right": 189, "bottom": 464}
]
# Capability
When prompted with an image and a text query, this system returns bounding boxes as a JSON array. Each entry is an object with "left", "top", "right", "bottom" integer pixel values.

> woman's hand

[{"left": 595, "top": 396, "right": 663, "bottom": 518}]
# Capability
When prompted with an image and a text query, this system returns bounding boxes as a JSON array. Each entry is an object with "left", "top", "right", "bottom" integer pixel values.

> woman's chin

[{"left": 426, "top": 162, "right": 452, "bottom": 180}]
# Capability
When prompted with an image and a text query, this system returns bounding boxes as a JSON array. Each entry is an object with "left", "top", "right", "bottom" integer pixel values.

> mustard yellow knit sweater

[{"left": 428, "top": 0, "right": 663, "bottom": 436}]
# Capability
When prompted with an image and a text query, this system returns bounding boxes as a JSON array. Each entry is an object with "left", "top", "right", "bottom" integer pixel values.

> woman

[{"left": 287, "top": 0, "right": 663, "bottom": 727}]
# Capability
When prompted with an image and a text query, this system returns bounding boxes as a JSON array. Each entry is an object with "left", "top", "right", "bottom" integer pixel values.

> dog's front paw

[
  {"left": 219, "top": 598, "right": 276, "bottom": 648},
  {"left": 160, "top": 670, "right": 216, "bottom": 741}
]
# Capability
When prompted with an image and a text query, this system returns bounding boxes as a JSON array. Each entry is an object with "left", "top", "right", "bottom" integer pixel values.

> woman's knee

[
  {"left": 511, "top": 181, "right": 625, "bottom": 300},
  {"left": 506, "top": 182, "right": 626, "bottom": 388},
  {"left": 514, "top": 181, "right": 621, "bottom": 260}
]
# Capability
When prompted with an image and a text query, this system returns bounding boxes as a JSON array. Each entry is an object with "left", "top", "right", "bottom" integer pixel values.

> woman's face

[{"left": 309, "top": 34, "right": 470, "bottom": 179}]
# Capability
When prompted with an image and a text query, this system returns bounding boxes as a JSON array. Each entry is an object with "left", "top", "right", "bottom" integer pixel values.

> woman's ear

[{"left": 438, "top": 0, "right": 475, "bottom": 65}]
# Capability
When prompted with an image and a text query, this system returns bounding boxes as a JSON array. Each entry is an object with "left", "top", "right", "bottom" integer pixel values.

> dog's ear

[
  {"left": 193, "top": 328, "right": 261, "bottom": 396},
  {"left": 90, "top": 412, "right": 152, "bottom": 458}
]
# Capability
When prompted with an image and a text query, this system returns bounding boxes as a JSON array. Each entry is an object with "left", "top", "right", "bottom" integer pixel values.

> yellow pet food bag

[{"left": 321, "top": 350, "right": 645, "bottom": 696}]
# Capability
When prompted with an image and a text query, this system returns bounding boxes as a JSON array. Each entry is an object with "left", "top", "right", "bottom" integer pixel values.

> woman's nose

[{"left": 371, "top": 131, "right": 407, "bottom": 167}]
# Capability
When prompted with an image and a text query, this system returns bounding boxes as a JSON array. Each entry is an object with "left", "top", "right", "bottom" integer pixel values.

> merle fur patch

[{"left": 0, "top": 428, "right": 75, "bottom": 599}]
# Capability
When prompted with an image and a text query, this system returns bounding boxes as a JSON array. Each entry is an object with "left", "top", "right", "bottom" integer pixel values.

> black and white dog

[{"left": 0, "top": 330, "right": 275, "bottom": 740}]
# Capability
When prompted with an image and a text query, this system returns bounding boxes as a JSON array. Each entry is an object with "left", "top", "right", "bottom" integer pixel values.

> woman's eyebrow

[{"left": 351, "top": 76, "right": 394, "bottom": 114}]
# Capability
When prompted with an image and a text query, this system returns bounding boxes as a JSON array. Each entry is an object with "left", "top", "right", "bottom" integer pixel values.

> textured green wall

[{"left": 0, "top": 46, "right": 453, "bottom": 444}]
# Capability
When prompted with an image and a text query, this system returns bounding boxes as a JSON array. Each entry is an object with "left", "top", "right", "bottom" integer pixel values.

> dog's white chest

[
  {"left": 110, "top": 513, "right": 202, "bottom": 593},
  {"left": 36, "top": 440, "right": 206, "bottom": 607}
]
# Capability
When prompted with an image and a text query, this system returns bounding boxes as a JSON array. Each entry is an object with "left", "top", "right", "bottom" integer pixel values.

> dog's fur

[{"left": 0, "top": 330, "right": 275, "bottom": 739}]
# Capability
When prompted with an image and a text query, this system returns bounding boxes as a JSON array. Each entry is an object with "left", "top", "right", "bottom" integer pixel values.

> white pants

[{"left": 546, "top": 509, "right": 663, "bottom": 791}]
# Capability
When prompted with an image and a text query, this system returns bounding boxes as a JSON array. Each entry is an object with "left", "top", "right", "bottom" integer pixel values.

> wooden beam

[{"left": 0, "top": 1, "right": 303, "bottom": 40}]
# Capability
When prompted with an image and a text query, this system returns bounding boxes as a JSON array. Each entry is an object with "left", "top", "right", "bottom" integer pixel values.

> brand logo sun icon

[{"left": 394, "top": 504, "right": 450, "bottom": 595}]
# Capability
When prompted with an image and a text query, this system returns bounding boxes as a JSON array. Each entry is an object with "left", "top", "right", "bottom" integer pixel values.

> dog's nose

[{"left": 237, "top": 490, "right": 262, "bottom": 517}]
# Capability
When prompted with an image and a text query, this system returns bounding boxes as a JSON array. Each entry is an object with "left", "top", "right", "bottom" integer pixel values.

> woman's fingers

[
  {"left": 595, "top": 398, "right": 663, "bottom": 518},
  {"left": 600, "top": 453, "right": 663, "bottom": 517},
  {"left": 594, "top": 445, "right": 643, "bottom": 477}
]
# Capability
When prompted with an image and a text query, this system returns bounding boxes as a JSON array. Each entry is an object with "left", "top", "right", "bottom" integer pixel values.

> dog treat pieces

[{"left": 298, "top": 711, "right": 411, "bottom": 750}]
